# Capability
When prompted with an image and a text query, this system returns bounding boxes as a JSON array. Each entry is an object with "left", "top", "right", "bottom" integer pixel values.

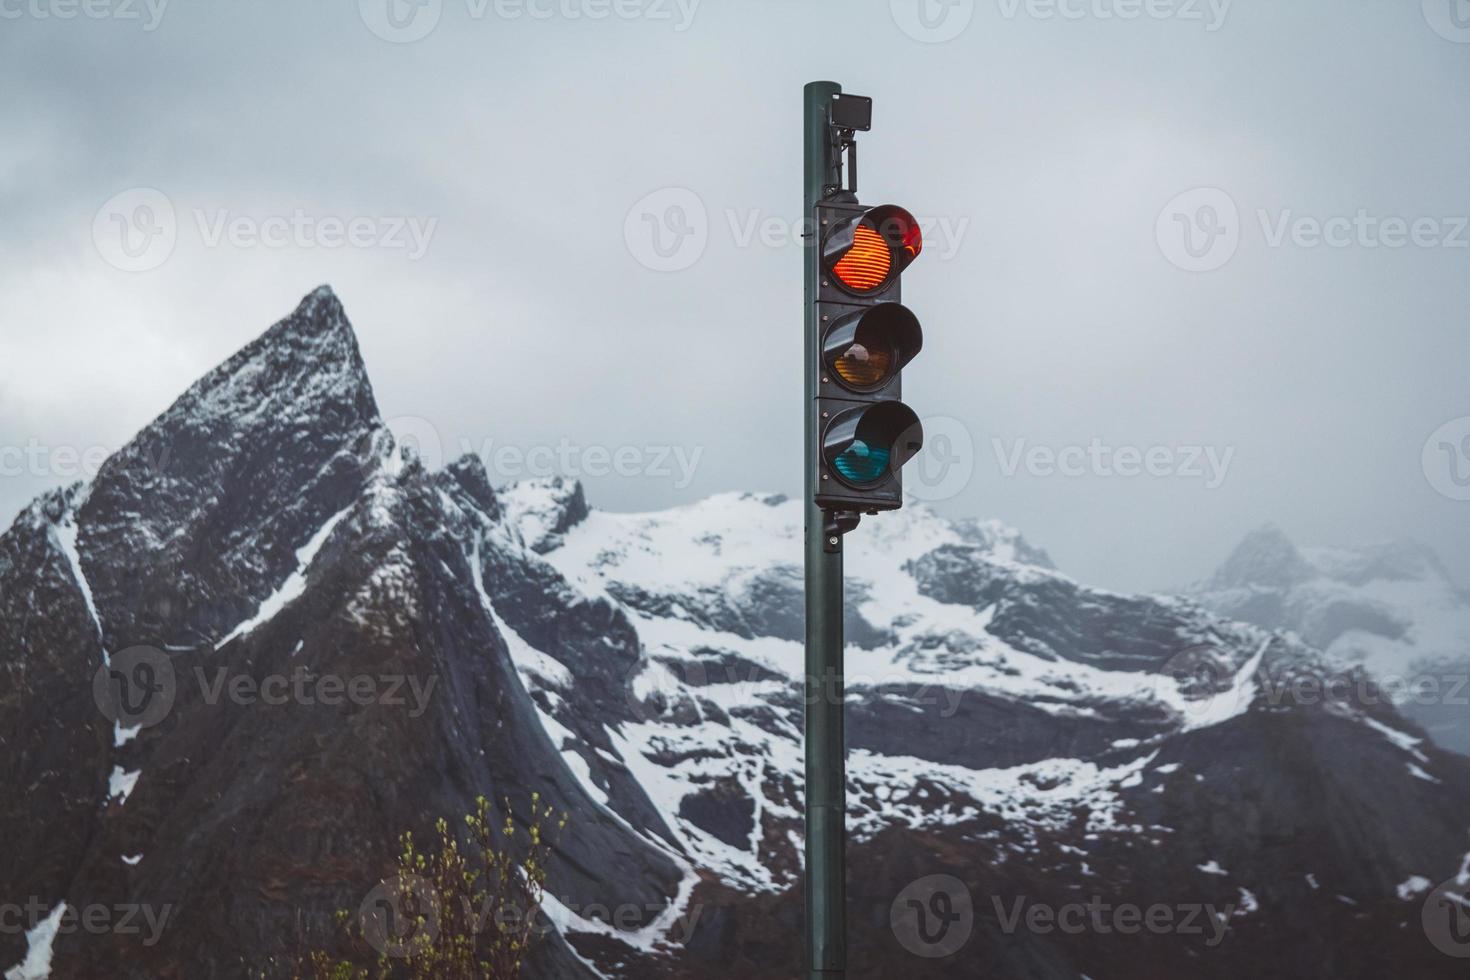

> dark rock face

[
  {"left": 846, "top": 684, "right": 1175, "bottom": 772},
  {"left": 678, "top": 777, "right": 755, "bottom": 849},
  {"left": 908, "top": 544, "right": 1232, "bottom": 673},
  {"left": 439, "top": 453, "right": 501, "bottom": 521},
  {"left": 0, "top": 488, "right": 116, "bottom": 972},
  {"left": 3, "top": 287, "right": 1468, "bottom": 980},
  {"left": 75, "top": 286, "right": 381, "bottom": 652}
]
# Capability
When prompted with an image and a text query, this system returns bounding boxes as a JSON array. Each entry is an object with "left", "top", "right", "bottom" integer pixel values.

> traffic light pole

[{"left": 804, "top": 78, "right": 847, "bottom": 980}]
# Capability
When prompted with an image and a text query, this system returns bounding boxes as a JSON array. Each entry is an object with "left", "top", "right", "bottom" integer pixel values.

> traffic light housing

[{"left": 811, "top": 198, "right": 925, "bottom": 513}]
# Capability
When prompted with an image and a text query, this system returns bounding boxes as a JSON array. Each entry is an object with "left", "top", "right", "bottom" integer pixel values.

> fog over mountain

[{"left": 1191, "top": 525, "right": 1470, "bottom": 754}]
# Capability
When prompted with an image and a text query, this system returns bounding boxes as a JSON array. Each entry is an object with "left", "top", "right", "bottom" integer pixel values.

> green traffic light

[{"left": 831, "top": 439, "right": 891, "bottom": 485}]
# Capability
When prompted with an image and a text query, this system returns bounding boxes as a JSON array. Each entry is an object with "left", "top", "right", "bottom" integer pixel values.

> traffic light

[
  {"left": 802, "top": 83, "right": 932, "bottom": 978},
  {"left": 811, "top": 197, "right": 925, "bottom": 514}
]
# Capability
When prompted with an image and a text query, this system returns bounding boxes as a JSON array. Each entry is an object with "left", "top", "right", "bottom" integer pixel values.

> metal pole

[{"left": 803, "top": 78, "right": 846, "bottom": 980}]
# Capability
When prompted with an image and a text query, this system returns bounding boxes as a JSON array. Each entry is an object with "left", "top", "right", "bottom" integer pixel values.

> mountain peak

[
  {"left": 297, "top": 282, "right": 342, "bottom": 315},
  {"left": 438, "top": 453, "right": 500, "bottom": 520},
  {"left": 1208, "top": 523, "right": 1312, "bottom": 590},
  {"left": 280, "top": 284, "right": 356, "bottom": 344},
  {"left": 70, "top": 287, "right": 384, "bottom": 648},
  {"left": 145, "top": 284, "right": 373, "bottom": 437}
]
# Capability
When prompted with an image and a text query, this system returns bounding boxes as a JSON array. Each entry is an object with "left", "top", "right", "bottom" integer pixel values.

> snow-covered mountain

[
  {"left": 3, "top": 288, "right": 1468, "bottom": 980},
  {"left": 1192, "top": 525, "right": 1470, "bottom": 754}
]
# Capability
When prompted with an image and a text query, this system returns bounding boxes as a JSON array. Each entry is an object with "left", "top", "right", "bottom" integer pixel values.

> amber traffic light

[{"left": 822, "top": 304, "right": 921, "bottom": 393}]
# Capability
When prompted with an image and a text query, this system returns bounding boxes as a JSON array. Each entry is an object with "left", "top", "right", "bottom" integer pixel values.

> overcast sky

[{"left": 1, "top": 0, "right": 1467, "bottom": 593}]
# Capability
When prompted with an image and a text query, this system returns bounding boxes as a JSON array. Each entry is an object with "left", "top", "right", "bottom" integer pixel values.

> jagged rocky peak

[
  {"left": 1207, "top": 523, "right": 1313, "bottom": 590},
  {"left": 69, "top": 285, "right": 387, "bottom": 650},
  {"left": 120, "top": 284, "right": 376, "bottom": 449},
  {"left": 437, "top": 452, "right": 501, "bottom": 520},
  {"left": 500, "top": 475, "right": 590, "bottom": 553},
  {"left": 84, "top": 283, "right": 381, "bottom": 494}
]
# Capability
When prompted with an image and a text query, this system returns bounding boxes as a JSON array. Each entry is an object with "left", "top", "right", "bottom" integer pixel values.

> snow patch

[
  {"left": 50, "top": 508, "right": 106, "bottom": 663},
  {"left": 113, "top": 722, "right": 140, "bottom": 747},
  {"left": 4, "top": 901, "right": 66, "bottom": 980},
  {"left": 215, "top": 504, "right": 353, "bottom": 647},
  {"left": 469, "top": 539, "right": 571, "bottom": 691},
  {"left": 1397, "top": 875, "right": 1432, "bottom": 900},
  {"left": 108, "top": 766, "right": 140, "bottom": 805},
  {"left": 1235, "top": 888, "right": 1259, "bottom": 916},
  {"left": 1358, "top": 715, "right": 1430, "bottom": 764},
  {"left": 1406, "top": 763, "right": 1441, "bottom": 784},
  {"left": 1176, "top": 638, "right": 1271, "bottom": 733}
]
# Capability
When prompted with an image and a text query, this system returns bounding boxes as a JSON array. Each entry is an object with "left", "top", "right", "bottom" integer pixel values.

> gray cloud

[{"left": 2, "top": 0, "right": 1468, "bottom": 592}]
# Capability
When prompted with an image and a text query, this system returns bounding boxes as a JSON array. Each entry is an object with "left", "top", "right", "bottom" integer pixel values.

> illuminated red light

[{"left": 831, "top": 223, "right": 892, "bottom": 293}]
